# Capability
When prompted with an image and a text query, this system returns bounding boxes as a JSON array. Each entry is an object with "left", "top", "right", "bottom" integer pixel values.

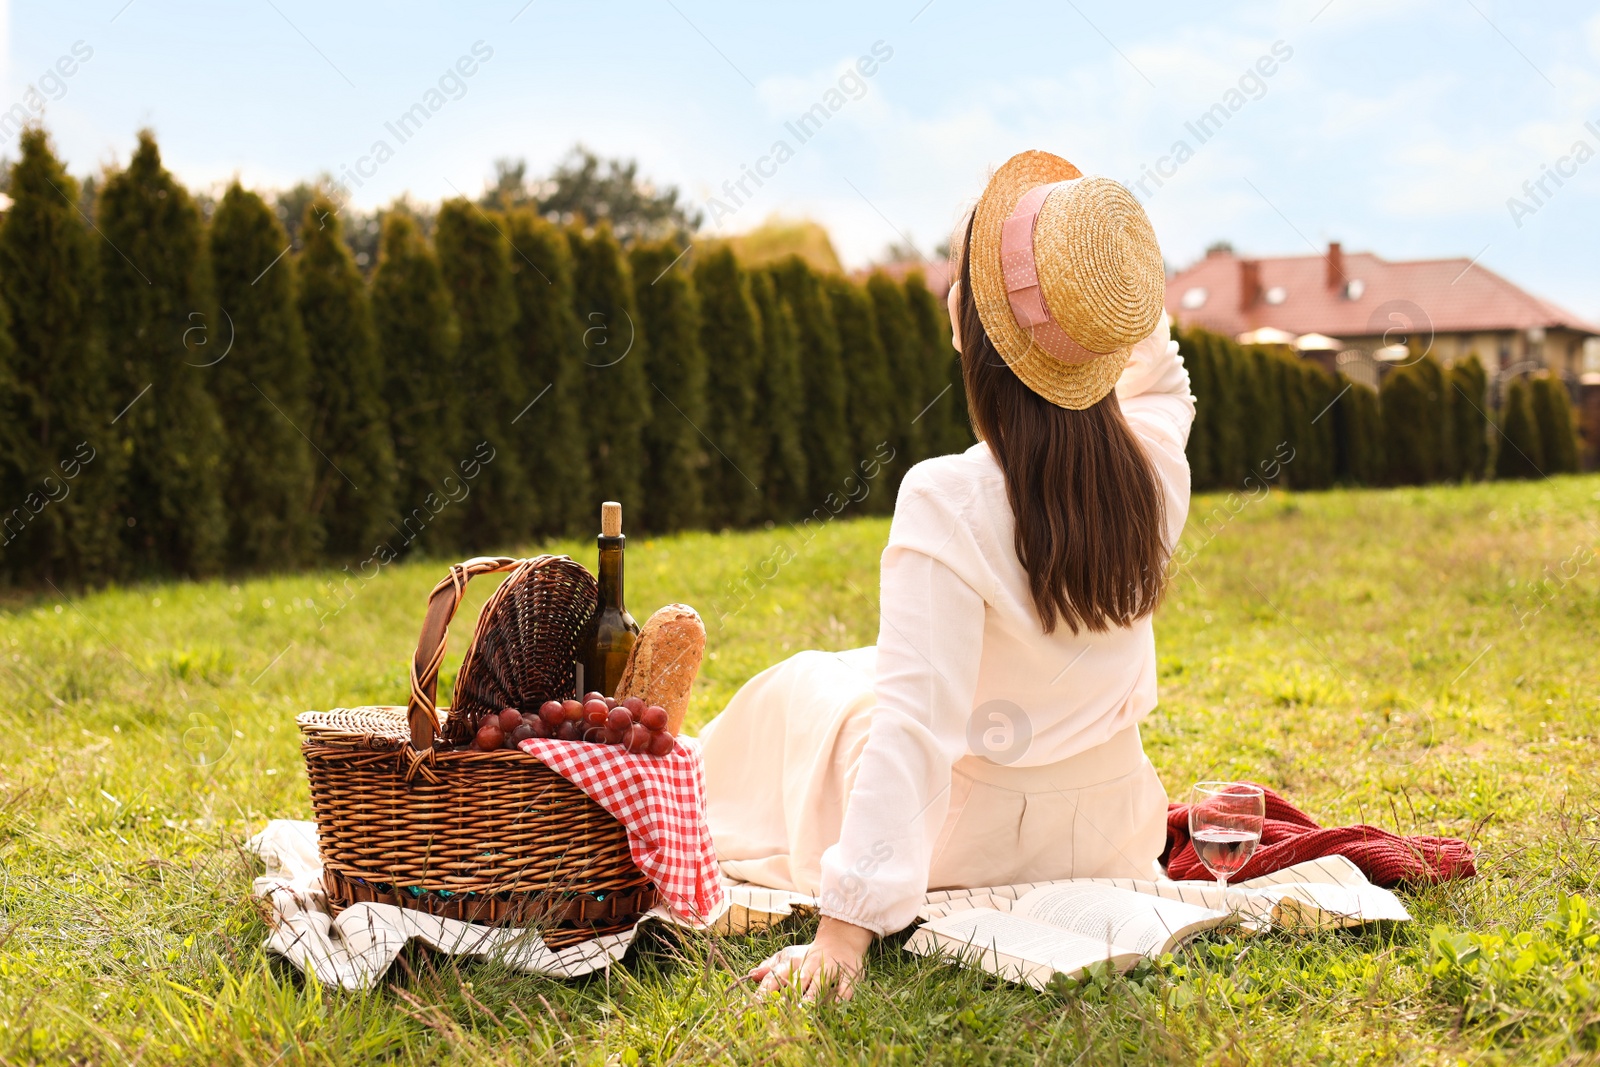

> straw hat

[{"left": 964, "top": 150, "right": 1165, "bottom": 409}]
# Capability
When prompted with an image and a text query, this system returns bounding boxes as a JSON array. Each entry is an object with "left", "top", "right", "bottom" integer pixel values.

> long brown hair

[{"left": 956, "top": 216, "right": 1169, "bottom": 634}]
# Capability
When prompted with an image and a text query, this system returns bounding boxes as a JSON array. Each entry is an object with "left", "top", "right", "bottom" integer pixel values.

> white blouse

[{"left": 816, "top": 311, "right": 1195, "bottom": 934}]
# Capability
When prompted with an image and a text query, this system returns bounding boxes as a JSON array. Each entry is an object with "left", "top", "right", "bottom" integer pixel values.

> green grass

[{"left": 3, "top": 475, "right": 1600, "bottom": 1065}]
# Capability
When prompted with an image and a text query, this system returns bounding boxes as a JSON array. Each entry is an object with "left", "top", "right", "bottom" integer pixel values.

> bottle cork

[{"left": 601, "top": 501, "right": 622, "bottom": 538}]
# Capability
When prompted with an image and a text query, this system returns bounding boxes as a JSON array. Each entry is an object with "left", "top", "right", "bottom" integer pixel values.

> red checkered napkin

[{"left": 517, "top": 734, "right": 724, "bottom": 921}]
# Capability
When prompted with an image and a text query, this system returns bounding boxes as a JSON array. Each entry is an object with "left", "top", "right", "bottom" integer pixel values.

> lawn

[{"left": 2, "top": 474, "right": 1599, "bottom": 1065}]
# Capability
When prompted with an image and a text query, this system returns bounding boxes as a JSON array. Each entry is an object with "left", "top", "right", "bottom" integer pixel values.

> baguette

[{"left": 613, "top": 604, "right": 705, "bottom": 735}]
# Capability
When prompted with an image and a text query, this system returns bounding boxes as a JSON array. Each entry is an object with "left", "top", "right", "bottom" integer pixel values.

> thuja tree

[
  {"left": 505, "top": 208, "right": 591, "bottom": 535},
  {"left": 436, "top": 199, "right": 536, "bottom": 550},
  {"left": 1334, "top": 378, "right": 1384, "bottom": 485},
  {"left": 372, "top": 211, "right": 464, "bottom": 555},
  {"left": 750, "top": 269, "right": 808, "bottom": 519},
  {"left": 1496, "top": 377, "right": 1544, "bottom": 479},
  {"left": 1448, "top": 354, "right": 1490, "bottom": 481},
  {"left": 1531, "top": 373, "right": 1580, "bottom": 474},
  {"left": 296, "top": 195, "right": 398, "bottom": 557},
  {"left": 691, "top": 246, "right": 760, "bottom": 528},
  {"left": 772, "top": 256, "right": 848, "bottom": 504},
  {"left": 825, "top": 276, "right": 893, "bottom": 513},
  {"left": 209, "top": 183, "right": 320, "bottom": 567},
  {"left": 568, "top": 223, "right": 652, "bottom": 523},
  {"left": 1197, "top": 329, "right": 1248, "bottom": 488},
  {"left": 97, "top": 129, "right": 227, "bottom": 577},
  {"left": 632, "top": 240, "right": 708, "bottom": 532},
  {"left": 1292, "top": 360, "right": 1339, "bottom": 490},
  {"left": 1171, "top": 323, "right": 1214, "bottom": 489},
  {"left": 866, "top": 271, "right": 924, "bottom": 491},
  {"left": 0, "top": 128, "right": 124, "bottom": 583},
  {"left": 902, "top": 272, "right": 971, "bottom": 459},
  {"left": 1379, "top": 358, "right": 1442, "bottom": 485}
]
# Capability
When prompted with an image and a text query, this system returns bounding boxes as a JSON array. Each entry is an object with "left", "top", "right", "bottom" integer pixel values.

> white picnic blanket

[{"left": 247, "top": 820, "right": 1409, "bottom": 991}]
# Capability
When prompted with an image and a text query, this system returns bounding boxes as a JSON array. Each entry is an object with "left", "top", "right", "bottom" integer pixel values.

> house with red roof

[{"left": 1165, "top": 243, "right": 1600, "bottom": 397}]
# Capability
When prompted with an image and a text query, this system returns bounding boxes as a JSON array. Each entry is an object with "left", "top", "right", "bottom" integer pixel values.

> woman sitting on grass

[{"left": 698, "top": 150, "right": 1194, "bottom": 999}]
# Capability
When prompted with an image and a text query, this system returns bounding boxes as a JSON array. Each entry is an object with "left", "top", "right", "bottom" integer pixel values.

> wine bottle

[{"left": 580, "top": 501, "right": 640, "bottom": 698}]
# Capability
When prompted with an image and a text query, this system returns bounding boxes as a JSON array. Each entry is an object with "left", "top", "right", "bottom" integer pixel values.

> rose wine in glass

[{"left": 1188, "top": 781, "right": 1266, "bottom": 893}]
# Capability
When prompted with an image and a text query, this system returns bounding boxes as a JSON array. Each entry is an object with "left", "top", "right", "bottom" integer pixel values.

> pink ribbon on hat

[{"left": 999, "top": 181, "right": 1109, "bottom": 364}]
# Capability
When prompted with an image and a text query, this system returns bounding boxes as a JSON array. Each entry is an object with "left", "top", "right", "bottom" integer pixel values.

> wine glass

[{"left": 1187, "top": 781, "right": 1266, "bottom": 892}]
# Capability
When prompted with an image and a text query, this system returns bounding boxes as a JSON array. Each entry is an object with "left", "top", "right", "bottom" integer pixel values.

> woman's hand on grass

[{"left": 747, "top": 916, "right": 874, "bottom": 1002}]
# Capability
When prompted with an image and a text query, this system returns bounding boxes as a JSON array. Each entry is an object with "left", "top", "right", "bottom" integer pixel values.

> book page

[
  {"left": 908, "top": 908, "right": 1143, "bottom": 988},
  {"left": 1014, "top": 883, "right": 1230, "bottom": 956}
]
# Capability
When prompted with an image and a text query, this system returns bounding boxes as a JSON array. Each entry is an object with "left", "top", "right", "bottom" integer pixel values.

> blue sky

[{"left": 8, "top": 0, "right": 1600, "bottom": 318}]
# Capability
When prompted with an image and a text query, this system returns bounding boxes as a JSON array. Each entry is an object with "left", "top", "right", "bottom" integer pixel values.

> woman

[{"left": 698, "top": 150, "right": 1194, "bottom": 999}]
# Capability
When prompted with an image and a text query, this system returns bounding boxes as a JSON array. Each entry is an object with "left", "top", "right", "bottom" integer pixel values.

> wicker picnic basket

[{"left": 296, "top": 555, "right": 658, "bottom": 948}]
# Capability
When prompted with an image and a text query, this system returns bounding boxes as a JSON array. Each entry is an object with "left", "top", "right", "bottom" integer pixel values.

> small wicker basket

[{"left": 298, "top": 556, "right": 658, "bottom": 948}]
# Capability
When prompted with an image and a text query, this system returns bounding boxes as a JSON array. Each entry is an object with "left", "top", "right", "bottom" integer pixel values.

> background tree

[
  {"left": 1295, "top": 362, "right": 1340, "bottom": 489},
  {"left": 1333, "top": 379, "right": 1384, "bottom": 485},
  {"left": 208, "top": 183, "right": 320, "bottom": 568},
  {"left": 1495, "top": 377, "right": 1544, "bottom": 480},
  {"left": 484, "top": 148, "right": 700, "bottom": 241},
  {"left": 825, "top": 276, "right": 892, "bottom": 512},
  {"left": 691, "top": 246, "right": 761, "bottom": 528},
  {"left": 372, "top": 211, "right": 464, "bottom": 555},
  {"left": 1448, "top": 354, "right": 1490, "bottom": 481},
  {"left": 902, "top": 273, "right": 971, "bottom": 458},
  {"left": 1172, "top": 323, "right": 1215, "bottom": 490},
  {"left": 568, "top": 223, "right": 651, "bottom": 523},
  {"left": 0, "top": 129, "right": 124, "bottom": 584},
  {"left": 1202, "top": 330, "right": 1248, "bottom": 487},
  {"left": 97, "top": 130, "right": 227, "bottom": 577},
  {"left": 866, "top": 271, "right": 924, "bottom": 491},
  {"left": 436, "top": 199, "right": 534, "bottom": 548},
  {"left": 505, "top": 208, "right": 591, "bottom": 535},
  {"left": 1380, "top": 358, "right": 1444, "bottom": 485},
  {"left": 1414, "top": 356, "right": 1459, "bottom": 482},
  {"left": 296, "top": 195, "right": 398, "bottom": 557},
  {"left": 632, "top": 240, "right": 708, "bottom": 531},
  {"left": 1241, "top": 348, "right": 1286, "bottom": 480},
  {"left": 750, "top": 270, "right": 807, "bottom": 519},
  {"left": 772, "top": 257, "right": 848, "bottom": 505},
  {"left": 1530, "top": 374, "right": 1580, "bottom": 474}
]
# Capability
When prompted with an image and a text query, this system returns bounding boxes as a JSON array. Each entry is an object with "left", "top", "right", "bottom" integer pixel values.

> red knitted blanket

[{"left": 1164, "top": 785, "right": 1476, "bottom": 886}]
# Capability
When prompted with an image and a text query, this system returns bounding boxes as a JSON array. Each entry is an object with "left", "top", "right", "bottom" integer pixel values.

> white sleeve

[
  {"left": 816, "top": 475, "right": 985, "bottom": 935},
  {"left": 1115, "top": 310, "right": 1195, "bottom": 549}
]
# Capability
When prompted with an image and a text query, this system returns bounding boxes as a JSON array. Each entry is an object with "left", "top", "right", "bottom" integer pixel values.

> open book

[
  {"left": 906, "top": 883, "right": 1227, "bottom": 989},
  {"left": 905, "top": 856, "right": 1413, "bottom": 988}
]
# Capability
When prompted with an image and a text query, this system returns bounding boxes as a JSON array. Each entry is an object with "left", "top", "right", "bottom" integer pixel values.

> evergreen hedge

[
  {"left": 505, "top": 208, "right": 592, "bottom": 535},
  {"left": 296, "top": 195, "right": 398, "bottom": 557},
  {"left": 633, "top": 240, "right": 709, "bottom": 531},
  {"left": 749, "top": 269, "right": 808, "bottom": 519},
  {"left": 866, "top": 271, "right": 924, "bottom": 492},
  {"left": 0, "top": 122, "right": 1590, "bottom": 590},
  {"left": 689, "top": 245, "right": 758, "bottom": 528},
  {"left": 1495, "top": 377, "right": 1544, "bottom": 480},
  {"left": 372, "top": 211, "right": 464, "bottom": 555},
  {"left": 1530, "top": 374, "right": 1580, "bottom": 474},
  {"left": 901, "top": 273, "right": 971, "bottom": 458},
  {"left": 436, "top": 199, "right": 535, "bottom": 548},
  {"left": 825, "top": 276, "right": 893, "bottom": 512},
  {"left": 209, "top": 183, "right": 322, "bottom": 568},
  {"left": 1448, "top": 354, "right": 1490, "bottom": 481},
  {"left": 97, "top": 130, "right": 228, "bottom": 577},
  {"left": 0, "top": 128, "right": 124, "bottom": 583},
  {"left": 772, "top": 256, "right": 849, "bottom": 504},
  {"left": 568, "top": 223, "right": 652, "bottom": 524}
]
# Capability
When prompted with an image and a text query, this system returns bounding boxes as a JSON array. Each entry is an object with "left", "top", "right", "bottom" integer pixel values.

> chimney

[
  {"left": 1238, "top": 259, "right": 1262, "bottom": 312},
  {"left": 1326, "top": 242, "right": 1343, "bottom": 289}
]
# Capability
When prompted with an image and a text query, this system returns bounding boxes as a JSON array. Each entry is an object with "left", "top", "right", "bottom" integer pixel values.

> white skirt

[{"left": 698, "top": 646, "right": 1170, "bottom": 896}]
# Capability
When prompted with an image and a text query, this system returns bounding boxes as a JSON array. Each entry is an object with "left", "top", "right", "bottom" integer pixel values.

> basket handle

[{"left": 405, "top": 556, "right": 524, "bottom": 751}]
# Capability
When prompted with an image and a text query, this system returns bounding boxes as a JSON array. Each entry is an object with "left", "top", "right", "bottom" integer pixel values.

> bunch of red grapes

[{"left": 470, "top": 692, "right": 675, "bottom": 757}]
